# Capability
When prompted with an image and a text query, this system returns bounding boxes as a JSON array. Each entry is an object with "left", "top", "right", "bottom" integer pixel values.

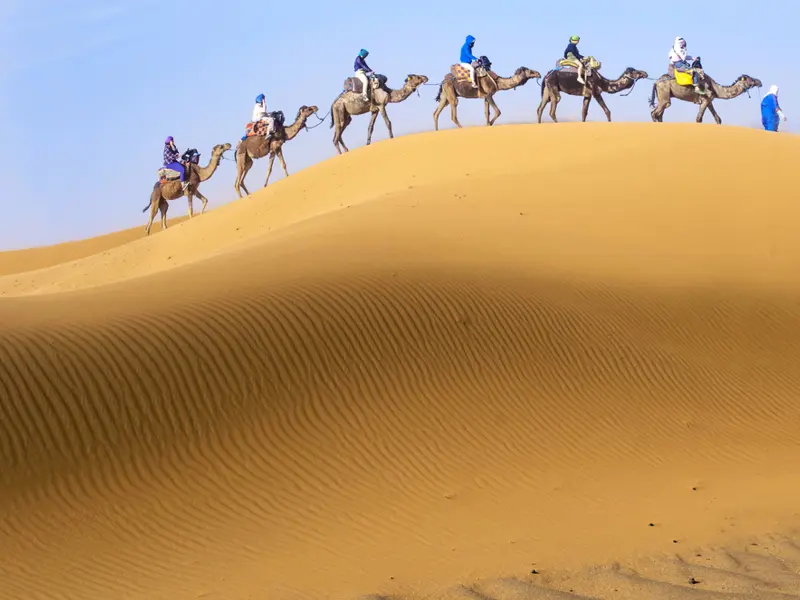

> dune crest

[{"left": 1, "top": 124, "right": 799, "bottom": 599}]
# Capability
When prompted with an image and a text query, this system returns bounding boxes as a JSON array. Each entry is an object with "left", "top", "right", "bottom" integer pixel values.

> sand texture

[{"left": 1, "top": 123, "right": 799, "bottom": 599}]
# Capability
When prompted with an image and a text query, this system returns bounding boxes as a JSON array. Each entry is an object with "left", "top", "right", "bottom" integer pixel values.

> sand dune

[{"left": 1, "top": 123, "right": 799, "bottom": 600}]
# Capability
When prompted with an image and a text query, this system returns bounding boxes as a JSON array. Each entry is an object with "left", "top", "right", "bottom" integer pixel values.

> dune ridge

[{"left": 1, "top": 123, "right": 800, "bottom": 599}]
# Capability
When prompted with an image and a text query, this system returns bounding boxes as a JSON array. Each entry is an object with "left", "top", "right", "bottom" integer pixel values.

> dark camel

[
  {"left": 234, "top": 105, "right": 319, "bottom": 198},
  {"left": 536, "top": 67, "right": 649, "bottom": 123},
  {"left": 142, "top": 143, "right": 232, "bottom": 236},
  {"left": 649, "top": 73, "right": 762, "bottom": 123},
  {"left": 433, "top": 67, "right": 542, "bottom": 129}
]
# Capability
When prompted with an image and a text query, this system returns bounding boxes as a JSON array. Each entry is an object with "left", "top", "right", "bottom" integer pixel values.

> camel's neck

[
  {"left": 599, "top": 73, "right": 635, "bottom": 94},
  {"left": 195, "top": 154, "right": 222, "bottom": 181},
  {"left": 388, "top": 84, "right": 417, "bottom": 103},
  {"left": 710, "top": 79, "right": 748, "bottom": 99},
  {"left": 496, "top": 74, "right": 527, "bottom": 91},
  {"left": 284, "top": 116, "right": 310, "bottom": 141}
]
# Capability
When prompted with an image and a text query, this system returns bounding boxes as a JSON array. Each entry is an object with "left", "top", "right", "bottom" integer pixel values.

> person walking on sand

[{"left": 761, "top": 85, "right": 786, "bottom": 132}]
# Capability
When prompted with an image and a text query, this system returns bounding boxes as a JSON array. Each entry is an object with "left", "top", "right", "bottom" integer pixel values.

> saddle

[
  {"left": 343, "top": 73, "right": 388, "bottom": 95},
  {"left": 555, "top": 56, "right": 601, "bottom": 73},
  {"left": 244, "top": 111, "right": 286, "bottom": 138},
  {"left": 668, "top": 59, "right": 704, "bottom": 87},
  {"left": 157, "top": 163, "right": 193, "bottom": 185},
  {"left": 157, "top": 167, "right": 181, "bottom": 183},
  {"left": 450, "top": 55, "right": 493, "bottom": 83}
]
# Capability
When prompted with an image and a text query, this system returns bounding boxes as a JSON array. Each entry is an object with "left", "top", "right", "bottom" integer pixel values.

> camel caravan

[{"left": 144, "top": 35, "right": 763, "bottom": 235}]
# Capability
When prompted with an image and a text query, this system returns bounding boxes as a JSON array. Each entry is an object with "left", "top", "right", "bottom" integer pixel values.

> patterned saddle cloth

[
  {"left": 450, "top": 63, "right": 490, "bottom": 82},
  {"left": 343, "top": 73, "right": 388, "bottom": 94}
]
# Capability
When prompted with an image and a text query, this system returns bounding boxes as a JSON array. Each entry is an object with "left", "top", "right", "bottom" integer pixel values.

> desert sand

[{"left": 1, "top": 123, "right": 799, "bottom": 600}]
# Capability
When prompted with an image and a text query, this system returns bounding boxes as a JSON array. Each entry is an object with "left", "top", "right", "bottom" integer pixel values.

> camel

[
  {"left": 142, "top": 143, "right": 232, "bottom": 236},
  {"left": 234, "top": 105, "right": 319, "bottom": 198},
  {"left": 433, "top": 66, "right": 542, "bottom": 130},
  {"left": 649, "top": 73, "right": 762, "bottom": 123},
  {"left": 330, "top": 74, "right": 429, "bottom": 154},
  {"left": 536, "top": 67, "right": 649, "bottom": 123}
]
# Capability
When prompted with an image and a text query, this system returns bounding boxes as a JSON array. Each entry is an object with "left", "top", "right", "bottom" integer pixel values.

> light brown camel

[
  {"left": 233, "top": 105, "right": 319, "bottom": 198},
  {"left": 142, "top": 143, "right": 232, "bottom": 236},
  {"left": 330, "top": 74, "right": 429, "bottom": 154},
  {"left": 649, "top": 73, "right": 762, "bottom": 123},
  {"left": 432, "top": 66, "right": 542, "bottom": 130},
  {"left": 536, "top": 67, "right": 649, "bottom": 123}
]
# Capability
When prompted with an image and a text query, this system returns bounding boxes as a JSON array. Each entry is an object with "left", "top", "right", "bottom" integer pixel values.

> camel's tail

[
  {"left": 434, "top": 83, "right": 443, "bottom": 103},
  {"left": 648, "top": 82, "right": 657, "bottom": 108},
  {"left": 143, "top": 183, "right": 160, "bottom": 212}
]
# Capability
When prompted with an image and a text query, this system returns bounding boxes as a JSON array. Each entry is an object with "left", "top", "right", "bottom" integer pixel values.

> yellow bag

[{"left": 675, "top": 70, "right": 694, "bottom": 86}]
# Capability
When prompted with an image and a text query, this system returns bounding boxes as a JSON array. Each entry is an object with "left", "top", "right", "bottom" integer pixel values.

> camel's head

[
  {"left": 737, "top": 74, "right": 762, "bottom": 90},
  {"left": 516, "top": 67, "right": 542, "bottom": 82},
  {"left": 212, "top": 142, "right": 233, "bottom": 157},
  {"left": 623, "top": 68, "right": 649, "bottom": 80},
  {"left": 404, "top": 74, "right": 429, "bottom": 89},
  {"left": 297, "top": 105, "right": 319, "bottom": 120}
]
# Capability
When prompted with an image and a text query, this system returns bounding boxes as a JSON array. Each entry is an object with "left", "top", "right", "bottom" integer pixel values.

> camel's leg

[
  {"left": 651, "top": 89, "right": 670, "bottom": 122},
  {"left": 433, "top": 95, "right": 449, "bottom": 131},
  {"left": 536, "top": 87, "right": 551, "bottom": 123},
  {"left": 277, "top": 149, "right": 289, "bottom": 177},
  {"left": 159, "top": 198, "right": 168, "bottom": 230},
  {"left": 194, "top": 189, "right": 209, "bottom": 214},
  {"left": 187, "top": 194, "right": 194, "bottom": 218},
  {"left": 366, "top": 110, "right": 380, "bottom": 145},
  {"left": 695, "top": 102, "right": 706, "bottom": 123},
  {"left": 332, "top": 112, "right": 342, "bottom": 154},
  {"left": 332, "top": 109, "right": 345, "bottom": 154},
  {"left": 450, "top": 98, "right": 462, "bottom": 127},
  {"left": 549, "top": 90, "right": 561, "bottom": 123},
  {"left": 234, "top": 154, "right": 249, "bottom": 198},
  {"left": 239, "top": 156, "right": 253, "bottom": 196},
  {"left": 581, "top": 95, "right": 592, "bottom": 122},
  {"left": 379, "top": 105, "right": 394, "bottom": 139},
  {"left": 265, "top": 153, "right": 275, "bottom": 187},
  {"left": 593, "top": 93, "right": 612, "bottom": 121},
  {"left": 333, "top": 112, "right": 351, "bottom": 154},
  {"left": 706, "top": 101, "right": 722, "bottom": 125},
  {"left": 339, "top": 114, "right": 352, "bottom": 153},
  {"left": 488, "top": 96, "right": 501, "bottom": 126},
  {"left": 144, "top": 195, "right": 159, "bottom": 235},
  {"left": 484, "top": 97, "right": 491, "bottom": 126},
  {"left": 439, "top": 84, "right": 462, "bottom": 128},
  {"left": 696, "top": 98, "right": 718, "bottom": 124}
]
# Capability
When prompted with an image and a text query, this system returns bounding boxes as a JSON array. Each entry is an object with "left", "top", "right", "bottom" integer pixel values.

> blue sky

[{"left": 1, "top": 0, "right": 795, "bottom": 250}]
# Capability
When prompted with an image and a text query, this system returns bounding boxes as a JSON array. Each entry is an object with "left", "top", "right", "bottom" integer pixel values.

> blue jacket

[
  {"left": 564, "top": 42, "right": 583, "bottom": 60},
  {"left": 761, "top": 93, "right": 779, "bottom": 120},
  {"left": 460, "top": 35, "right": 477, "bottom": 64},
  {"left": 354, "top": 55, "right": 371, "bottom": 73}
]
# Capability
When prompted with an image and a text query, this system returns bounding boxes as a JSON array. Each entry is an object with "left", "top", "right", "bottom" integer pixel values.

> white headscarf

[
  {"left": 670, "top": 37, "right": 687, "bottom": 61},
  {"left": 769, "top": 84, "right": 779, "bottom": 96}
]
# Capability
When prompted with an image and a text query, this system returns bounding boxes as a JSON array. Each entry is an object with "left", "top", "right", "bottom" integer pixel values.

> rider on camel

[
  {"left": 563, "top": 35, "right": 589, "bottom": 85},
  {"left": 252, "top": 94, "right": 275, "bottom": 138},
  {"left": 354, "top": 49, "right": 374, "bottom": 101},
  {"left": 163, "top": 136, "right": 189, "bottom": 192},
  {"left": 460, "top": 35, "right": 479, "bottom": 88},
  {"left": 669, "top": 37, "right": 705, "bottom": 95}
]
